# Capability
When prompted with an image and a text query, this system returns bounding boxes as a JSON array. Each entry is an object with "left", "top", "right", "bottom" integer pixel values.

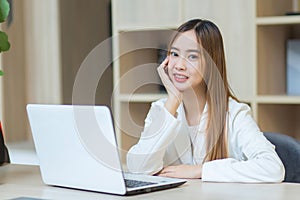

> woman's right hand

[{"left": 157, "top": 57, "right": 183, "bottom": 116}]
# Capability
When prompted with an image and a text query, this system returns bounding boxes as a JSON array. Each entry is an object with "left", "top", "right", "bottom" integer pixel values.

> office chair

[{"left": 264, "top": 132, "right": 300, "bottom": 183}]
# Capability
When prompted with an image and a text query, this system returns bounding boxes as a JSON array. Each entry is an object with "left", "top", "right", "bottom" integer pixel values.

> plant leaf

[
  {"left": 0, "top": 70, "right": 3, "bottom": 76},
  {"left": 0, "top": 0, "right": 10, "bottom": 23},
  {"left": 0, "top": 31, "right": 10, "bottom": 52}
]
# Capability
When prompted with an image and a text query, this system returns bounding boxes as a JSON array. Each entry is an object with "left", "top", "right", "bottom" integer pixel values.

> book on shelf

[{"left": 286, "top": 39, "right": 300, "bottom": 95}]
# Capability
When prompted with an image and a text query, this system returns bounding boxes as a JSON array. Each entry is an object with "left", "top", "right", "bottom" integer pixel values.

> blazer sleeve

[
  {"left": 202, "top": 103, "right": 285, "bottom": 183},
  {"left": 126, "top": 100, "right": 181, "bottom": 175}
]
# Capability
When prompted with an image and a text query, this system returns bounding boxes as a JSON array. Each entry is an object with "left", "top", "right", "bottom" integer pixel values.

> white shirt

[
  {"left": 127, "top": 98, "right": 285, "bottom": 182},
  {"left": 187, "top": 124, "right": 206, "bottom": 165}
]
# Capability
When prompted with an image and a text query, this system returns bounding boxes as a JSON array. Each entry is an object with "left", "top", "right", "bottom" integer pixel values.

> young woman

[{"left": 126, "top": 19, "right": 285, "bottom": 182}]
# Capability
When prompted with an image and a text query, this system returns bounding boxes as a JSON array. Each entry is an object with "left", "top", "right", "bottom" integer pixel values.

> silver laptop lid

[{"left": 27, "top": 104, "right": 127, "bottom": 195}]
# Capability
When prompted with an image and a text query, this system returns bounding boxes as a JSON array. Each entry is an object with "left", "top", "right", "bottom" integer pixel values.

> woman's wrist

[
  {"left": 194, "top": 164, "right": 203, "bottom": 179},
  {"left": 164, "top": 96, "right": 181, "bottom": 116}
]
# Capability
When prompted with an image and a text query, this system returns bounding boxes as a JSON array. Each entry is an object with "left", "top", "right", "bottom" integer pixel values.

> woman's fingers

[
  {"left": 158, "top": 165, "right": 202, "bottom": 179},
  {"left": 158, "top": 166, "right": 177, "bottom": 178},
  {"left": 157, "top": 57, "right": 183, "bottom": 115},
  {"left": 159, "top": 166, "right": 175, "bottom": 174},
  {"left": 157, "top": 58, "right": 169, "bottom": 79},
  {"left": 161, "top": 56, "right": 169, "bottom": 66}
]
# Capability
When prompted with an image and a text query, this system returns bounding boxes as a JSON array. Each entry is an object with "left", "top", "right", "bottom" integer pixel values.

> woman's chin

[
  {"left": 173, "top": 81, "right": 192, "bottom": 92},
  {"left": 174, "top": 85, "right": 188, "bottom": 92}
]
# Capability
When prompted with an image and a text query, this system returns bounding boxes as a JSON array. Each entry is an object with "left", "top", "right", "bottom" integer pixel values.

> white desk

[{"left": 0, "top": 164, "right": 299, "bottom": 200}]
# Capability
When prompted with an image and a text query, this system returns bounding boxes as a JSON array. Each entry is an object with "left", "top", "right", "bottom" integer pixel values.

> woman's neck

[{"left": 182, "top": 87, "right": 206, "bottom": 126}]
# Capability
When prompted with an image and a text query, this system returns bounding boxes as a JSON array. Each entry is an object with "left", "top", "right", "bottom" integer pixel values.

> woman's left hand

[{"left": 157, "top": 164, "right": 202, "bottom": 179}]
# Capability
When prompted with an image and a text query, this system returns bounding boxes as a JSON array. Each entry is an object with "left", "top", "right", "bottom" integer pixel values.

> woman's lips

[{"left": 174, "top": 73, "right": 188, "bottom": 83}]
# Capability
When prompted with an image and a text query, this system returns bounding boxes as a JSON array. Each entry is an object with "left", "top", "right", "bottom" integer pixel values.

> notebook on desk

[{"left": 26, "top": 104, "right": 186, "bottom": 195}]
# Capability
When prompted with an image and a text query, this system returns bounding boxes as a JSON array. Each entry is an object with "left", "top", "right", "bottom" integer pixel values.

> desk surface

[{"left": 0, "top": 164, "right": 299, "bottom": 200}]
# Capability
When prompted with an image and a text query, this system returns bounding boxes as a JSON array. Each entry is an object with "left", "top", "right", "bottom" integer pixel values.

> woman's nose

[{"left": 175, "top": 57, "right": 186, "bottom": 70}]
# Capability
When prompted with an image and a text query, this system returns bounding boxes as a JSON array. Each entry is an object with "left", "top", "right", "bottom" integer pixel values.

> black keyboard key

[{"left": 124, "top": 179, "right": 156, "bottom": 188}]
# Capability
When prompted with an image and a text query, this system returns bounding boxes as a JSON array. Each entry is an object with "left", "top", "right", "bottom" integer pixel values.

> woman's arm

[
  {"left": 202, "top": 103, "right": 285, "bottom": 182},
  {"left": 127, "top": 58, "right": 185, "bottom": 174},
  {"left": 126, "top": 100, "right": 181, "bottom": 174}
]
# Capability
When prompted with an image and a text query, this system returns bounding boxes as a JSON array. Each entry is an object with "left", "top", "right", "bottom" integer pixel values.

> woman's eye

[
  {"left": 170, "top": 51, "right": 179, "bottom": 57},
  {"left": 188, "top": 54, "right": 199, "bottom": 60}
]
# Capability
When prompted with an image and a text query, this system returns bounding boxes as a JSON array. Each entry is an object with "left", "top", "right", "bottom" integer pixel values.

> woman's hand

[
  {"left": 157, "top": 164, "right": 202, "bottom": 179},
  {"left": 157, "top": 57, "right": 183, "bottom": 116}
]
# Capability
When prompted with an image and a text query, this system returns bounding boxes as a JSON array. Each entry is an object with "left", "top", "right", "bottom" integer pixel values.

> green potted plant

[
  {"left": 0, "top": 0, "right": 10, "bottom": 76},
  {"left": 0, "top": 0, "right": 10, "bottom": 165}
]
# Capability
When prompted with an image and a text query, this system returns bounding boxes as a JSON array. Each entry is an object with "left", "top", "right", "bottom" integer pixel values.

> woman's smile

[{"left": 173, "top": 73, "right": 189, "bottom": 83}]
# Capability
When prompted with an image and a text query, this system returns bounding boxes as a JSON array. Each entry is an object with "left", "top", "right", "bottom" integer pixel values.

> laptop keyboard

[{"left": 124, "top": 179, "right": 157, "bottom": 188}]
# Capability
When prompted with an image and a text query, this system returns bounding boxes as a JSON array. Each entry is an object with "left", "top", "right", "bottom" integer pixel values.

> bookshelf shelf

[
  {"left": 117, "top": 25, "right": 179, "bottom": 32},
  {"left": 256, "top": 95, "right": 300, "bottom": 104},
  {"left": 256, "top": 16, "right": 300, "bottom": 25}
]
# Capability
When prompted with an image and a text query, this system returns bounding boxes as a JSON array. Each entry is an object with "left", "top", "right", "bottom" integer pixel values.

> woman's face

[{"left": 168, "top": 30, "right": 204, "bottom": 92}]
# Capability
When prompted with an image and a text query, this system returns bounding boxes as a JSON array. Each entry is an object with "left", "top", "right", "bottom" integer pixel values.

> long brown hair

[{"left": 168, "top": 19, "right": 238, "bottom": 162}]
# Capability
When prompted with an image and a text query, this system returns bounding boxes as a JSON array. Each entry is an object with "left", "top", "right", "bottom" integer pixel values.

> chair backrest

[
  {"left": 264, "top": 132, "right": 300, "bottom": 183},
  {"left": 0, "top": 122, "right": 10, "bottom": 166}
]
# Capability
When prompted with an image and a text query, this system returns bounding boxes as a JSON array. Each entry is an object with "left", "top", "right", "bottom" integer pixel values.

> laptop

[{"left": 26, "top": 104, "right": 186, "bottom": 195}]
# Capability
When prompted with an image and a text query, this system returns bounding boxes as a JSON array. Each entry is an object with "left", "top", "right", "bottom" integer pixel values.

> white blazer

[{"left": 127, "top": 98, "right": 285, "bottom": 182}]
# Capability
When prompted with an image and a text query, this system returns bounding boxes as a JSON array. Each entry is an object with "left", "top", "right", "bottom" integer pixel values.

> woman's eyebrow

[
  {"left": 186, "top": 49, "right": 200, "bottom": 53},
  {"left": 170, "top": 47, "right": 179, "bottom": 51},
  {"left": 171, "top": 47, "right": 200, "bottom": 53}
]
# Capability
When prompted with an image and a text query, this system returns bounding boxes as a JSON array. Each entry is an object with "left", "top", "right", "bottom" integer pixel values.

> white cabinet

[
  {"left": 112, "top": 0, "right": 300, "bottom": 162},
  {"left": 255, "top": 0, "right": 300, "bottom": 139}
]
